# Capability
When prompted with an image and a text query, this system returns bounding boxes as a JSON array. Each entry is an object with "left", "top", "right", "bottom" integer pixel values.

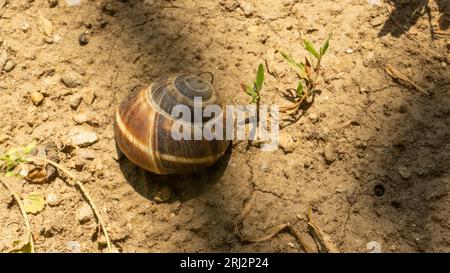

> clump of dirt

[{"left": 0, "top": 0, "right": 449, "bottom": 252}]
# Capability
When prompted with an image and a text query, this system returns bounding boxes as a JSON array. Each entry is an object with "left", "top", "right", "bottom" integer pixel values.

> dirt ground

[{"left": 0, "top": 0, "right": 449, "bottom": 253}]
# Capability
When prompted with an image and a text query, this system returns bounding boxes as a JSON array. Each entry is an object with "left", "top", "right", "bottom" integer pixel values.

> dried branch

[
  {"left": 27, "top": 157, "right": 112, "bottom": 253},
  {"left": 0, "top": 179, "right": 35, "bottom": 253}
]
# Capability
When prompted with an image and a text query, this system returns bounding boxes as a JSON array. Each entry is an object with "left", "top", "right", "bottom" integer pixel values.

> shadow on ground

[
  {"left": 379, "top": 0, "right": 449, "bottom": 37},
  {"left": 118, "top": 145, "right": 232, "bottom": 202}
]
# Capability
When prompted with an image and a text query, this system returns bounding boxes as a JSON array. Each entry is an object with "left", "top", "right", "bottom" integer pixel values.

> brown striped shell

[{"left": 114, "top": 74, "right": 230, "bottom": 175}]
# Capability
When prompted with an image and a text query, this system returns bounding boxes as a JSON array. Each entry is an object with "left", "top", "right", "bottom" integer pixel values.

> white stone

[
  {"left": 66, "top": 0, "right": 81, "bottom": 6},
  {"left": 367, "top": 241, "right": 382, "bottom": 253},
  {"left": 77, "top": 203, "right": 93, "bottom": 223},
  {"left": 68, "top": 128, "right": 98, "bottom": 147},
  {"left": 66, "top": 241, "right": 81, "bottom": 253},
  {"left": 278, "top": 133, "right": 297, "bottom": 154}
]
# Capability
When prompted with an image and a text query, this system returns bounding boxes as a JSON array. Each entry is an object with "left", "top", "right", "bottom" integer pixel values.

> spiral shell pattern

[{"left": 114, "top": 74, "right": 230, "bottom": 175}]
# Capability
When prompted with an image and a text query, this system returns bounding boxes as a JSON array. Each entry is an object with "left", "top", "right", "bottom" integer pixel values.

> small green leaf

[
  {"left": 255, "top": 64, "right": 264, "bottom": 92},
  {"left": 23, "top": 192, "right": 46, "bottom": 215},
  {"left": 280, "top": 51, "right": 308, "bottom": 79},
  {"left": 303, "top": 39, "right": 319, "bottom": 59},
  {"left": 9, "top": 234, "right": 33, "bottom": 253},
  {"left": 5, "top": 171, "right": 16, "bottom": 177},
  {"left": 320, "top": 34, "right": 331, "bottom": 56},
  {"left": 245, "top": 84, "right": 255, "bottom": 96},
  {"left": 251, "top": 95, "right": 260, "bottom": 103},
  {"left": 23, "top": 141, "right": 36, "bottom": 155},
  {"left": 296, "top": 82, "right": 304, "bottom": 97},
  {"left": 244, "top": 84, "right": 259, "bottom": 104}
]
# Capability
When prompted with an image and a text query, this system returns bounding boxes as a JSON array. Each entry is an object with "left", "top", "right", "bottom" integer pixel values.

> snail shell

[{"left": 114, "top": 74, "right": 230, "bottom": 175}]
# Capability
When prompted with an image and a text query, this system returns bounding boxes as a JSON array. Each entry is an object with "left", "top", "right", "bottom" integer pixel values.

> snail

[{"left": 114, "top": 74, "right": 230, "bottom": 175}]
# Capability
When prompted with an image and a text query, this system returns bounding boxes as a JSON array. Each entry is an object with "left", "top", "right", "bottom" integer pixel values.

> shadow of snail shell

[{"left": 114, "top": 74, "right": 230, "bottom": 175}]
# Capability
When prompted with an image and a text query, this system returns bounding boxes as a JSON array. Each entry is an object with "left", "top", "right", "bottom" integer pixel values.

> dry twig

[
  {"left": 0, "top": 179, "right": 35, "bottom": 253},
  {"left": 28, "top": 157, "right": 112, "bottom": 253},
  {"left": 307, "top": 209, "right": 339, "bottom": 253},
  {"left": 235, "top": 198, "right": 315, "bottom": 253},
  {"left": 383, "top": 1, "right": 442, "bottom": 58},
  {"left": 384, "top": 64, "right": 430, "bottom": 95}
]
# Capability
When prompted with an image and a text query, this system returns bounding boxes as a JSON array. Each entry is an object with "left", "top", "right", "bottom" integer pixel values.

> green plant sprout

[
  {"left": 0, "top": 141, "right": 36, "bottom": 177},
  {"left": 241, "top": 63, "right": 265, "bottom": 125},
  {"left": 241, "top": 63, "right": 264, "bottom": 103},
  {"left": 280, "top": 34, "right": 331, "bottom": 112}
]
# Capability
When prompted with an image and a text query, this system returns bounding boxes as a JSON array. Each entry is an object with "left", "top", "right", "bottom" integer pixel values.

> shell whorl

[
  {"left": 114, "top": 74, "right": 230, "bottom": 175},
  {"left": 148, "top": 74, "right": 219, "bottom": 123}
]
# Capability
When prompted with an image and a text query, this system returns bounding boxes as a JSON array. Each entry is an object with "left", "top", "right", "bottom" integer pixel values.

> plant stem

[
  {"left": 0, "top": 179, "right": 35, "bottom": 253},
  {"left": 28, "top": 157, "right": 112, "bottom": 253},
  {"left": 256, "top": 99, "right": 260, "bottom": 128}
]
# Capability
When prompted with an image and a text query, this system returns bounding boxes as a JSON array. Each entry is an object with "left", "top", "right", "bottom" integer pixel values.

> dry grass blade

[
  {"left": 432, "top": 30, "right": 450, "bottom": 36},
  {"left": 28, "top": 157, "right": 112, "bottom": 253},
  {"left": 240, "top": 223, "right": 288, "bottom": 243},
  {"left": 307, "top": 210, "right": 339, "bottom": 253},
  {"left": 0, "top": 179, "right": 35, "bottom": 253},
  {"left": 280, "top": 94, "right": 308, "bottom": 113},
  {"left": 235, "top": 197, "right": 315, "bottom": 252},
  {"left": 239, "top": 223, "right": 315, "bottom": 253},
  {"left": 0, "top": 48, "right": 8, "bottom": 72},
  {"left": 38, "top": 11, "right": 54, "bottom": 37},
  {"left": 383, "top": 0, "right": 442, "bottom": 58},
  {"left": 384, "top": 64, "right": 430, "bottom": 95}
]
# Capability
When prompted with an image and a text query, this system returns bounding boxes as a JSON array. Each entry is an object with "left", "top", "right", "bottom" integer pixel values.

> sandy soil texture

[{"left": 0, "top": 0, "right": 449, "bottom": 253}]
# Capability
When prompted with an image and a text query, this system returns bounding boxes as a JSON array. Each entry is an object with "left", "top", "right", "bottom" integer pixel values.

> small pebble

[
  {"left": 66, "top": 0, "right": 81, "bottom": 6},
  {"left": 48, "top": 0, "right": 58, "bottom": 7},
  {"left": 370, "top": 16, "right": 385, "bottom": 27},
  {"left": 154, "top": 187, "right": 172, "bottom": 203},
  {"left": 101, "top": 1, "right": 116, "bottom": 15},
  {"left": 367, "top": 0, "right": 381, "bottom": 6},
  {"left": 398, "top": 166, "right": 411, "bottom": 179},
  {"left": 0, "top": 134, "right": 10, "bottom": 144},
  {"left": 323, "top": 143, "right": 335, "bottom": 164},
  {"left": 73, "top": 156, "right": 85, "bottom": 171},
  {"left": 78, "top": 32, "right": 89, "bottom": 46},
  {"left": 30, "top": 92, "right": 44, "bottom": 105},
  {"left": 47, "top": 193, "right": 60, "bottom": 206},
  {"left": 346, "top": 192, "right": 358, "bottom": 205},
  {"left": 68, "top": 128, "right": 98, "bottom": 147},
  {"left": 345, "top": 48, "right": 354, "bottom": 54},
  {"left": 3, "top": 59, "right": 15, "bottom": 72},
  {"left": 77, "top": 148, "right": 96, "bottom": 160},
  {"left": 44, "top": 37, "right": 54, "bottom": 44},
  {"left": 442, "top": 62, "right": 447, "bottom": 68},
  {"left": 308, "top": 113, "right": 319, "bottom": 123},
  {"left": 40, "top": 112, "right": 50, "bottom": 121},
  {"left": 97, "top": 234, "right": 107, "bottom": 247},
  {"left": 61, "top": 71, "right": 82, "bottom": 88},
  {"left": 278, "top": 133, "right": 297, "bottom": 154},
  {"left": 66, "top": 241, "right": 81, "bottom": 253},
  {"left": 69, "top": 94, "right": 82, "bottom": 109},
  {"left": 77, "top": 203, "right": 93, "bottom": 223},
  {"left": 20, "top": 23, "right": 30, "bottom": 33},
  {"left": 367, "top": 241, "right": 382, "bottom": 253},
  {"left": 72, "top": 111, "right": 95, "bottom": 125},
  {"left": 246, "top": 25, "right": 259, "bottom": 33},
  {"left": 239, "top": 1, "right": 255, "bottom": 17},
  {"left": 81, "top": 89, "right": 96, "bottom": 105}
]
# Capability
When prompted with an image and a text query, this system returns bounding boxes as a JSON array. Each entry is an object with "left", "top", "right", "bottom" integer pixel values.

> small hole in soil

[{"left": 374, "top": 184, "right": 385, "bottom": 197}]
